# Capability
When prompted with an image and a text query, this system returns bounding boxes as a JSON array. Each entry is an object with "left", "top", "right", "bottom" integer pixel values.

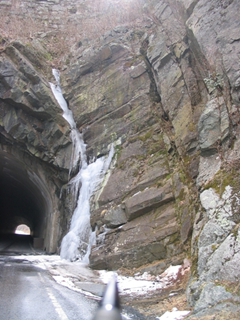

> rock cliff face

[
  {"left": 0, "top": 39, "right": 73, "bottom": 252},
  {"left": 0, "top": 0, "right": 239, "bottom": 318}
]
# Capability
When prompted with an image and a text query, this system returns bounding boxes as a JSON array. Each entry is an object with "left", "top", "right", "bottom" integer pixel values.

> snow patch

[
  {"left": 158, "top": 308, "right": 190, "bottom": 320},
  {"left": 10, "top": 254, "right": 191, "bottom": 318}
]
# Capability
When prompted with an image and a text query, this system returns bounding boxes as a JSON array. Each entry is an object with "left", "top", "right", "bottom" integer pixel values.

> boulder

[{"left": 102, "top": 205, "right": 127, "bottom": 228}]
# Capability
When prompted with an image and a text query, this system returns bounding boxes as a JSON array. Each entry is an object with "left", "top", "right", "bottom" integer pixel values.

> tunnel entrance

[
  {"left": 15, "top": 224, "right": 31, "bottom": 235},
  {"left": 0, "top": 149, "right": 54, "bottom": 251}
]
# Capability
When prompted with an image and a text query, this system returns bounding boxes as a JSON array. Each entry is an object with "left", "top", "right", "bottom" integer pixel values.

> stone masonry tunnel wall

[{"left": 0, "top": 144, "right": 62, "bottom": 253}]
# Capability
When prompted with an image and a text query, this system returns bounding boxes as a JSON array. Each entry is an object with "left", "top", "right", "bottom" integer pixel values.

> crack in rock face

[{"left": 0, "top": 0, "right": 239, "bottom": 318}]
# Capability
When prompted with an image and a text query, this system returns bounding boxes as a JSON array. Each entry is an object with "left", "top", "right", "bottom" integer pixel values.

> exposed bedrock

[
  {"left": 0, "top": 0, "right": 239, "bottom": 317},
  {"left": 0, "top": 40, "right": 73, "bottom": 252}
]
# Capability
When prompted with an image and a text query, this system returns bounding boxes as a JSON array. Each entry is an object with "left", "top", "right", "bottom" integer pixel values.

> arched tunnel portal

[{"left": 0, "top": 148, "right": 61, "bottom": 253}]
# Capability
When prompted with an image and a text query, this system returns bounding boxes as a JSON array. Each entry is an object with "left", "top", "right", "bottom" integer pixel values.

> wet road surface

[
  {"left": 0, "top": 234, "right": 98, "bottom": 320},
  {"left": 0, "top": 234, "right": 35, "bottom": 256}
]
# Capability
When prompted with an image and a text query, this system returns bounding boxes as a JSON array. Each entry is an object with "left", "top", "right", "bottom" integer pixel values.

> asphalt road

[
  {"left": 0, "top": 234, "right": 98, "bottom": 320},
  {"left": 0, "top": 234, "right": 35, "bottom": 255}
]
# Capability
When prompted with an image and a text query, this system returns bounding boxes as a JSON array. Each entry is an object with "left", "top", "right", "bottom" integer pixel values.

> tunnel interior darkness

[{"left": 0, "top": 150, "right": 49, "bottom": 240}]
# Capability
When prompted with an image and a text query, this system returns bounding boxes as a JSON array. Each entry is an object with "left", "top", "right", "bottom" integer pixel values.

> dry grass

[{"left": 0, "top": 0, "right": 148, "bottom": 62}]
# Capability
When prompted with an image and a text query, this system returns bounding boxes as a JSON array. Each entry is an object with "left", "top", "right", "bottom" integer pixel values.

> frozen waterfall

[
  {"left": 50, "top": 69, "right": 114, "bottom": 263},
  {"left": 50, "top": 69, "right": 86, "bottom": 175}
]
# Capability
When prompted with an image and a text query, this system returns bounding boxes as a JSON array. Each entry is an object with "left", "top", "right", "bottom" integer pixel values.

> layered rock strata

[{"left": 0, "top": 0, "right": 239, "bottom": 318}]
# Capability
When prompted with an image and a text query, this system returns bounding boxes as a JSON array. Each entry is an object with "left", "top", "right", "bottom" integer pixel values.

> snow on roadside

[
  {"left": 98, "top": 264, "right": 186, "bottom": 296},
  {"left": 11, "top": 254, "right": 191, "bottom": 319},
  {"left": 158, "top": 308, "right": 190, "bottom": 320},
  {"left": 98, "top": 264, "right": 191, "bottom": 320}
]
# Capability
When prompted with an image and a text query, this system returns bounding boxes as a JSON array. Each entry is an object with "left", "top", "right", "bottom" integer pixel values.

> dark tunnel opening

[{"left": 0, "top": 150, "right": 51, "bottom": 249}]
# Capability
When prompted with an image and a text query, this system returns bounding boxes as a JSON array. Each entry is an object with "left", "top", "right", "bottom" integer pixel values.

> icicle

[{"left": 50, "top": 69, "right": 114, "bottom": 262}]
